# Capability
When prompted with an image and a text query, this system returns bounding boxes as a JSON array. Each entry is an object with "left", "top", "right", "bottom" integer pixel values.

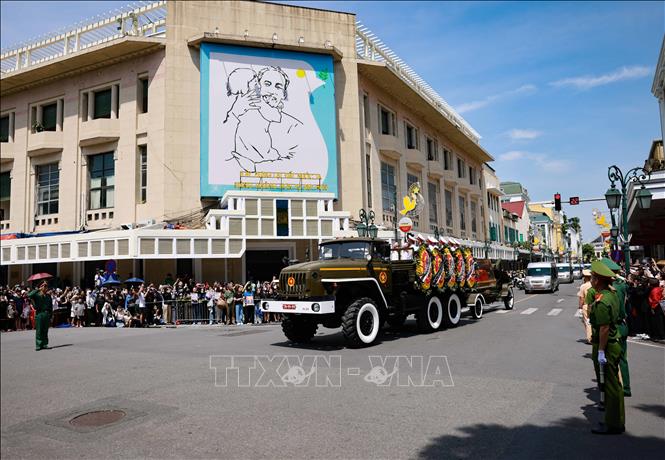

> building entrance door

[{"left": 245, "top": 250, "right": 289, "bottom": 282}]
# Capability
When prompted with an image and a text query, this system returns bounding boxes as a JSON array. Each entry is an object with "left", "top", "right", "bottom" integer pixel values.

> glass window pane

[
  {"left": 0, "top": 116, "right": 9, "bottom": 142},
  {"left": 106, "top": 188, "right": 114, "bottom": 208},
  {"left": 90, "top": 177, "right": 102, "bottom": 188},
  {"left": 94, "top": 89, "right": 112, "bottom": 119},
  {"left": 41, "top": 103, "right": 57, "bottom": 131},
  {"left": 0, "top": 172, "right": 10, "bottom": 200},
  {"left": 90, "top": 190, "right": 101, "bottom": 209}
]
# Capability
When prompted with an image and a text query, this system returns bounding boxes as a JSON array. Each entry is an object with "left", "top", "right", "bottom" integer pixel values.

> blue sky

[{"left": 2, "top": 1, "right": 662, "bottom": 242}]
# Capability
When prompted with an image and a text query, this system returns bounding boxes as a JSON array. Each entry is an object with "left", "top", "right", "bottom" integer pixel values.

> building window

[
  {"left": 36, "top": 163, "right": 59, "bottom": 216},
  {"left": 489, "top": 224, "right": 497, "bottom": 242},
  {"left": 138, "top": 145, "right": 147, "bottom": 203},
  {"left": 443, "top": 149, "right": 452, "bottom": 170},
  {"left": 365, "top": 143, "right": 372, "bottom": 208},
  {"left": 138, "top": 76, "right": 149, "bottom": 114},
  {"left": 445, "top": 189, "right": 453, "bottom": 228},
  {"left": 459, "top": 196, "right": 466, "bottom": 231},
  {"left": 426, "top": 137, "right": 438, "bottom": 161},
  {"left": 30, "top": 100, "right": 63, "bottom": 133},
  {"left": 94, "top": 89, "right": 112, "bottom": 119},
  {"left": 41, "top": 102, "right": 58, "bottom": 131},
  {"left": 0, "top": 171, "right": 10, "bottom": 220},
  {"left": 428, "top": 182, "right": 438, "bottom": 224},
  {"left": 0, "top": 114, "right": 10, "bottom": 142},
  {"left": 405, "top": 122, "right": 419, "bottom": 149},
  {"left": 457, "top": 158, "right": 466, "bottom": 179},
  {"left": 469, "top": 166, "right": 475, "bottom": 185},
  {"left": 407, "top": 173, "right": 419, "bottom": 189},
  {"left": 89, "top": 152, "right": 115, "bottom": 209},
  {"left": 363, "top": 93, "right": 370, "bottom": 129},
  {"left": 379, "top": 105, "right": 396, "bottom": 136},
  {"left": 381, "top": 162, "right": 396, "bottom": 212},
  {"left": 470, "top": 201, "right": 477, "bottom": 233}
]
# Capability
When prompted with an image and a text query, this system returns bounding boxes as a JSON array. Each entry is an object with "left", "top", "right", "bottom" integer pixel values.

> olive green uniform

[
  {"left": 587, "top": 287, "right": 625, "bottom": 430},
  {"left": 612, "top": 278, "right": 630, "bottom": 394},
  {"left": 28, "top": 289, "right": 52, "bottom": 350}
]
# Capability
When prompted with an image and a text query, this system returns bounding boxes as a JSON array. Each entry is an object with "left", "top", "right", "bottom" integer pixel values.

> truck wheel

[
  {"left": 386, "top": 314, "right": 406, "bottom": 330},
  {"left": 471, "top": 296, "right": 484, "bottom": 319},
  {"left": 342, "top": 298, "right": 381, "bottom": 347},
  {"left": 281, "top": 314, "right": 318, "bottom": 343},
  {"left": 504, "top": 287, "right": 515, "bottom": 310},
  {"left": 417, "top": 296, "right": 444, "bottom": 332},
  {"left": 443, "top": 293, "right": 462, "bottom": 328}
]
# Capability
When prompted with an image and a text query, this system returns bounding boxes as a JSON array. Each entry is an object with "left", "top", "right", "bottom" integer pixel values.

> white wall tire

[
  {"left": 417, "top": 296, "right": 443, "bottom": 332},
  {"left": 443, "top": 293, "right": 462, "bottom": 328},
  {"left": 504, "top": 287, "right": 515, "bottom": 310},
  {"left": 471, "top": 296, "right": 484, "bottom": 319},
  {"left": 342, "top": 298, "right": 381, "bottom": 347}
]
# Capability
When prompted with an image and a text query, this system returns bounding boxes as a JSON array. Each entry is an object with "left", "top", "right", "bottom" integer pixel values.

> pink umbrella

[{"left": 27, "top": 273, "right": 53, "bottom": 282}]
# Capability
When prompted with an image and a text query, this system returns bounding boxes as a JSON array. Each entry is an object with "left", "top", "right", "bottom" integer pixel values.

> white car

[
  {"left": 525, "top": 262, "right": 559, "bottom": 293},
  {"left": 556, "top": 263, "right": 574, "bottom": 284}
]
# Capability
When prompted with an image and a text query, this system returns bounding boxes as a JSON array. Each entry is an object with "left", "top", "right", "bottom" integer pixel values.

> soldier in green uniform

[
  {"left": 587, "top": 260, "right": 625, "bottom": 434},
  {"left": 601, "top": 258, "right": 631, "bottom": 397},
  {"left": 28, "top": 281, "right": 53, "bottom": 351}
]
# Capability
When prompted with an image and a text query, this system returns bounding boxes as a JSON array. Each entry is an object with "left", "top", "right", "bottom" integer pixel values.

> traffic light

[
  {"left": 569, "top": 196, "right": 580, "bottom": 205},
  {"left": 554, "top": 193, "right": 561, "bottom": 211}
]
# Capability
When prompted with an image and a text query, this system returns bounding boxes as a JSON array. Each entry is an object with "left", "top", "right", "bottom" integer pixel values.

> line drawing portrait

[
  {"left": 205, "top": 47, "right": 336, "bottom": 196},
  {"left": 223, "top": 66, "right": 303, "bottom": 172}
]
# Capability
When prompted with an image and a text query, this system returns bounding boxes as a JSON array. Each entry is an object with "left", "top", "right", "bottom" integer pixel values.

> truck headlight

[
  {"left": 312, "top": 303, "right": 320, "bottom": 312},
  {"left": 262, "top": 302, "right": 269, "bottom": 310}
]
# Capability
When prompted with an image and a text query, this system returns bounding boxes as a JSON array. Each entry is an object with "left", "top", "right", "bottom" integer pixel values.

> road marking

[
  {"left": 627, "top": 339, "right": 665, "bottom": 349},
  {"left": 496, "top": 309, "right": 510, "bottom": 314},
  {"left": 547, "top": 308, "right": 562, "bottom": 316},
  {"left": 514, "top": 295, "right": 537, "bottom": 304},
  {"left": 557, "top": 299, "right": 565, "bottom": 303},
  {"left": 521, "top": 308, "right": 538, "bottom": 315}
]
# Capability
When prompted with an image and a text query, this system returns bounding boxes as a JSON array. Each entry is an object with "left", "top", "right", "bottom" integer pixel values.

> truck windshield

[
  {"left": 319, "top": 242, "right": 370, "bottom": 260},
  {"left": 528, "top": 267, "right": 551, "bottom": 277}
]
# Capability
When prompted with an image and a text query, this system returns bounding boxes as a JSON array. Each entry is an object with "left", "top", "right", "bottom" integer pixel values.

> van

[
  {"left": 525, "top": 262, "right": 559, "bottom": 293},
  {"left": 556, "top": 263, "right": 574, "bottom": 284}
]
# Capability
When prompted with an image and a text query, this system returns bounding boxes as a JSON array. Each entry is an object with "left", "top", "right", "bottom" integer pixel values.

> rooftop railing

[
  {"left": 355, "top": 22, "right": 480, "bottom": 143},
  {"left": 0, "top": 1, "right": 166, "bottom": 75}
]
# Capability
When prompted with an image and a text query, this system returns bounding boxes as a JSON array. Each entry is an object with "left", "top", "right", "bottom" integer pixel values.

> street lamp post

[{"left": 605, "top": 165, "right": 652, "bottom": 270}]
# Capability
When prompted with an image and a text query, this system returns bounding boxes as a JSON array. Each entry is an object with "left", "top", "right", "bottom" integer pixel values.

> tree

[
  {"left": 582, "top": 243, "right": 595, "bottom": 262},
  {"left": 569, "top": 216, "right": 581, "bottom": 234}
]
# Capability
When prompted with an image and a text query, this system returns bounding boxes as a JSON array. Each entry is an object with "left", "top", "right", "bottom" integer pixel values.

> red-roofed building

[{"left": 501, "top": 200, "right": 530, "bottom": 244}]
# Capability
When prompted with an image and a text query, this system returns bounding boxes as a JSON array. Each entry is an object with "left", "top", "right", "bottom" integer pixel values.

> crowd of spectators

[
  {"left": 625, "top": 259, "right": 665, "bottom": 341},
  {"left": 0, "top": 272, "right": 282, "bottom": 331}
]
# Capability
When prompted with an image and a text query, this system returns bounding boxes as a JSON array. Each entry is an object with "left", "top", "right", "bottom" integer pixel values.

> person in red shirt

[{"left": 647, "top": 278, "right": 664, "bottom": 340}]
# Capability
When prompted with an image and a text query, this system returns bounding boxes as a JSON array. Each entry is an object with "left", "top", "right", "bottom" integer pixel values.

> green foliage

[{"left": 582, "top": 243, "right": 596, "bottom": 262}]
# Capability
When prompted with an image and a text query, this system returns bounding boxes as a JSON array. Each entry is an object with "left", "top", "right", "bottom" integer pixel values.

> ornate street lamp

[
  {"left": 357, "top": 209, "right": 377, "bottom": 239},
  {"left": 606, "top": 165, "right": 652, "bottom": 270}
]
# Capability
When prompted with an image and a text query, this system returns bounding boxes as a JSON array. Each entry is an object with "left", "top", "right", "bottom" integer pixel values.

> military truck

[{"left": 261, "top": 237, "right": 514, "bottom": 347}]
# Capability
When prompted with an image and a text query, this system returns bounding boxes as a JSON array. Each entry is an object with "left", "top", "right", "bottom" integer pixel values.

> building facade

[{"left": 1, "top": 1, "right": 511, "bottom": 286}]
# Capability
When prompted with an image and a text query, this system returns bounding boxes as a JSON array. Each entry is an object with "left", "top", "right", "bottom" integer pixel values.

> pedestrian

[
  {"left": 587, "top": 260, "right": 624, "bottom": 435},
  {"left": 578, "top": 269, "right": 593, "bottom": 344},
  {"left": 28, "top": 281, "right": 53, "bottom": 351},
  {"left": 243, "top": 284, "right": 255, "bottom": 324},
  {"left": 224, "top": 283, "right": 235, "bottom": 324},
  {"left": 234, "top": 285, "right": 244, "bottom": 325},
  {"left": 647, "top": 278, "right": 664, "bottom": 340},
  {"left": 601, "top": 258, "right": 631, "bottom": 397}
]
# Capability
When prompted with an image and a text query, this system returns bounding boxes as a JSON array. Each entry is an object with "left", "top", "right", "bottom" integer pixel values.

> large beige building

[{"left": 1, "top": 1, "right": 508, "bottom": 286}]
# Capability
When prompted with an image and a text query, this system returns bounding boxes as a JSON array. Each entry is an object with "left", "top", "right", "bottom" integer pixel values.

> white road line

[
  {"left": 521, "top": 308, "right": 538, "bottom": 315},
  {"left": 515, "top": 295, "right": 537, "bottom": 304},
  {"left": 547, "top": 308, "right": 562, "bottom": 316},
  {"left": 557, "top": 299, "right": 565, "bottom": 303},
  {"left": 496, "top": 309, "right": 510, "bottom": 314},
  {"left": 627, "top": 339, "right": 665, "bottom": 349}
]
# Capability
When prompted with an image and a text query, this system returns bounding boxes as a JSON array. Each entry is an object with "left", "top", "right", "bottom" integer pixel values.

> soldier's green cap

[
  {"left": 591, "top": 260, "right": 616, "bottom": 278},
  {"left": 601, "top": 258, "right": 621, "bottom": 272}
]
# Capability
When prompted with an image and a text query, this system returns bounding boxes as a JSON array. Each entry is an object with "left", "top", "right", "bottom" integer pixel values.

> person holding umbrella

[{"left": 28, "top": 281, "right": 53, "bottom": 351}]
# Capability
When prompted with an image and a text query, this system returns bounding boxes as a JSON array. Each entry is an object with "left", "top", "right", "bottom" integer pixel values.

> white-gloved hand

[{"left": 598, "top": 350, "right": 607, "bottom": 365}]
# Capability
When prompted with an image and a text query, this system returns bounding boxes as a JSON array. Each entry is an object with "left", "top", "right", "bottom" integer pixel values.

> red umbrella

[{"left": 27, "top": 273, "right": 53, "bottom": 282}]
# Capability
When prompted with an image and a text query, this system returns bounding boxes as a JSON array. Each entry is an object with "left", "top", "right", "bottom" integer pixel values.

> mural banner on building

[{"left": 200, "top": 43, "right": 338, "bottom": 197}]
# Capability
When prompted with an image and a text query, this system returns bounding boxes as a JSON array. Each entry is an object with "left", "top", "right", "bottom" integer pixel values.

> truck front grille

[{"left": 280, "top": 272, "right": 307, "bottom": 297}]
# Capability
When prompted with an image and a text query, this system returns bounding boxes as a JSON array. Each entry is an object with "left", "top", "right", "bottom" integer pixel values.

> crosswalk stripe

[
  {"left": 548, "top": 308, "right": 562, "bottom": 316},
  {"left": 496, "top": 309, "right": 510, "bottom": 314},
  {"left": 521, "top": 308, "right": 538, "bottom": 315}
]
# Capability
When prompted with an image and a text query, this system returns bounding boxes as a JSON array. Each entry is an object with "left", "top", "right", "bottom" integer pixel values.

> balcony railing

[{"left": 1, "top": 1, "right": 166, "bottom": 75}]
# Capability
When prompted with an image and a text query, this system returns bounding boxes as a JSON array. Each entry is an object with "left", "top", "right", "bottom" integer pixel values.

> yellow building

[{"left": 528, "top": 203, "right": 565, "bottom": 255}]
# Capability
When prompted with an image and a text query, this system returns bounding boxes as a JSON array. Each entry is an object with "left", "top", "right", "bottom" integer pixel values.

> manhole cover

[{"left": 69, "top": 410, "right": 126, "bottom": 428}]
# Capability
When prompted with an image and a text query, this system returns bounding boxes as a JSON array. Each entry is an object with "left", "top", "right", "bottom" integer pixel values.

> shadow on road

[
  {"left": 47, "top": 344, "right": 73, "bottom": 349},
  {"left": 416, "top": 416, "right": 665, "bottom": 459},
  {"left": 635, "top": 403, "right": 665, "bottom": 419}
]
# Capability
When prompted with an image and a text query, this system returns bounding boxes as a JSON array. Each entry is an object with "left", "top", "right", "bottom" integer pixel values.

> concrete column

[
  {"left": 56, "top": 98, "right": 63, "bottom": 131},
  {"left": 111, "top": 85, "right": 119, "bottom": 119},
  {"left": 193, "top": 257, "right": 202, "bottom": 282},
  {"left": 87, "top": 91, "right": 94, "bottom": 121},
  {"left": 452, "top": 184, "right": 460, "bottom": 237}
]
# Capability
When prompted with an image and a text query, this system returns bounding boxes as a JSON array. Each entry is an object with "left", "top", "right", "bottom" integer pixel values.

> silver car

[{"left": 556, "top": 263, "right": 574, "bottom": 283}]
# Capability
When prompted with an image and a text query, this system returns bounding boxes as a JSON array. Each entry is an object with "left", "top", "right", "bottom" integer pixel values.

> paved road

[{"left": 2, "top": 283, "right": 664, "bottom": 459}]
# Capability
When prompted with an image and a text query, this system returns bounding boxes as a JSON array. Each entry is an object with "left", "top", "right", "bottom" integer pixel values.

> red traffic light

[
  {"left": 554, "top": 193, "right": 562, "bottom": 211},
  {"left": 569, "top": 196, "right": 580, "bottom": 205}
]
